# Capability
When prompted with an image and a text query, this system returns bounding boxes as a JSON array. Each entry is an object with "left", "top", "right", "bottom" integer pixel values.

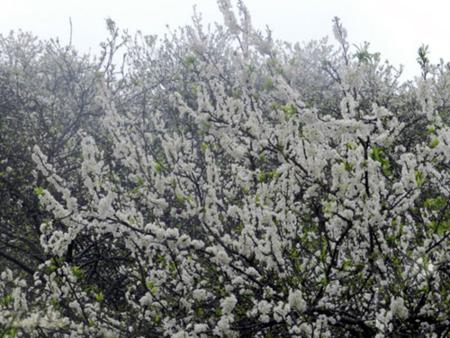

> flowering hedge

[{"left": 1, "top": 1, "right": 450, "bottom": 337}]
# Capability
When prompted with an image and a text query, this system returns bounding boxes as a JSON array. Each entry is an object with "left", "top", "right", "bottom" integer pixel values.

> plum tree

[{"left": 1, "top": 1, "right": 450, "bottom": 337}]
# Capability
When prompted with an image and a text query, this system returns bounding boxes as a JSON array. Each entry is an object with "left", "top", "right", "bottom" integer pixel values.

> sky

[{"left": 1, "top": 0, "right": 450, "bottom": 80}]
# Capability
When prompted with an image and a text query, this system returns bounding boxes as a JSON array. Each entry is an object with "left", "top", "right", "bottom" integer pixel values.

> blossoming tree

[{"left": 1, "top": 1, "right": 450, "bottom": 336}]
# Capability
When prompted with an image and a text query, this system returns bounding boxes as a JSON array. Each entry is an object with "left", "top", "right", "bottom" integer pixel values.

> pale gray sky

[{"left": 1, "top": 0, "right": 450, "bottom": 80}]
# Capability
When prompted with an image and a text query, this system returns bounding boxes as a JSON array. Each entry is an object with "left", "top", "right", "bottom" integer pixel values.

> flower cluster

[{"left": 1, "top": 1, "right": 450, "bottom": 337}]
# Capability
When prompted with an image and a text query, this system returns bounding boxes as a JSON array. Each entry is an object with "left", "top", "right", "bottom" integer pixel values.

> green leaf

[
  {"left": 424, "top": 196, "right": 446, "bottom": 210},
  {"left": 257, "top": 172, "right": 266, "bottom": 183},
  {"left": 34, "top": 186, "right": 45, "bottom": 196},
  {"left": 342, "top": 259, "right": 352, "bottom": 270},
  {"left": 184, "top": 55, "right": 196, "bottom": 66},
  {"left": 415, "top": 170, "right": 424, "bottom": 186},
  {"left": 50, "top": 298, "right": 59, "bottom": 308},
  {"left": 1, "top": 294, "right": 13, "bottom": 306},
  {"left": 429, "top": 220, "right": 450, "bottom": 236},
  {"left": 200, "top": 143, "right": 209, "bottom": 154},
  {"left": 71, "top": 266, "right": 84, "bottom": 279},
  {"left": 5, "top": 327, "right": 17, "bottom": 338},
  {"left": 155, "top": 313, "right": 162, "bottom": 324},
  {"left": 270, "top": 102, "right": 281, "bottom": 110},
  {"left": 426, "top": 125, "right": 436, "bottom": 134},
  {"left": 175, "top": 193, "right": 186, "bottom": 205},
  {"left": 370, "top": 146, "right": 392, "bottom": 176},
  {"left": 255, "top": 194, "right": 261, "bottom": 206},
  {"left": 156, "top": 255, "right": 166, "bottom": 266},
  {"left": 195, "top": 307, "right": 205, "bottom": 317},
  {"left": 281, "top": 104, "right": 298, "bottom": 118},
  {"left": 371, "top": 146, "right": 382, "bottom": 162},
  {"left": 146, "top": 281, "right": 158, "bottom": 296},
  {"left": 235, "top": 223, "right": 244, "bottom": 234},
  {"left": 343, "top": 161, "right": 353, "bottom": 171},
  {"left": 267, "top": 169, "right": 280, "bottom": 180},
  {"left": 169, "top": 261, "right": 177, "bottom": 274},
  {"left": 95, "top": 292, "right": 104, "bottom": 302},
  {"left": 154, "top": 162, "right": 164, "bottom": 173},
  {"left": 429, "top": 138, "right": 439, "bottom": 149},
  {"left": 45, "top": 264, "right": 58, "bottom": 274}
]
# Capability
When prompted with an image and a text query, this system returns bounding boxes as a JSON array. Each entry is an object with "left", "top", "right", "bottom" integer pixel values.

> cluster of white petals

[{"left": 1, "top": 1, "right": 450, "bottom": 337}]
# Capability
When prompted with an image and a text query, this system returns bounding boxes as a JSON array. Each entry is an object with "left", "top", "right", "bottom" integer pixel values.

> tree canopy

[{"left": 1, "top": 1, "right": 450, "bottom": 337}]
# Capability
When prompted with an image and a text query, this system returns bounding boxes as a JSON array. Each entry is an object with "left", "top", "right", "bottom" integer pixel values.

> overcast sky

[{"left": 1, "top": 0, "right": 450, "bottom": 80}]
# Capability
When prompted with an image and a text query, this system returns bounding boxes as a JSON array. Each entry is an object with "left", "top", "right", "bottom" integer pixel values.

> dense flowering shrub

[{"left": 1, "top": 1, "right": 450, "bottom": 336}]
